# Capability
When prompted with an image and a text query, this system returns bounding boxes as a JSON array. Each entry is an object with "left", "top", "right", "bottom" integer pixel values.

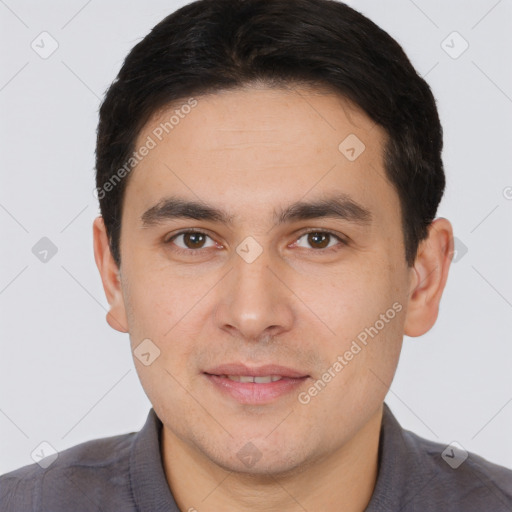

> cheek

[
  {"left": 121, "top": 252, "right": 181, "bottom": 331},
  {"left": 122, "top": 268, "right": 206, "bottom": 375},
  {"left": 292, "top": 264, "right": 385, "bottom": 339},
  {"left": 299, "top": 258, "right": 406, "bottom": 374}
]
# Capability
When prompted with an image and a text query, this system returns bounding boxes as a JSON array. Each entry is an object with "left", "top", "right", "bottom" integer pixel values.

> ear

[
  {"left": 404, "top": 217, "right": 453, "bottom": 337},
  {"left": 92, "top": 216, "right": 129, "bottom": 333}
]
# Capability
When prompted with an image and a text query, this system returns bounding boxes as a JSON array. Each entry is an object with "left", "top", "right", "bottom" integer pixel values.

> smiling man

[{"left": 1, "top": 0, "right": 512, "bottom": 511}]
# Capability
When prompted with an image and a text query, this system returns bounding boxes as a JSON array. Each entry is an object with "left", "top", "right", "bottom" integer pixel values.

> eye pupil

[
  {"left": 308, "top": 232, "right": 329, "bottom": 249},
  {"left": 184, "top": 232, "right": 206, "bottom": 249}
]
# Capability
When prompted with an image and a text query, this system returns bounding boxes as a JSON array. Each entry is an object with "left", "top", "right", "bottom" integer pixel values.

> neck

[{"left": 162, "top": 404, "right": 383, "bottom": 512}]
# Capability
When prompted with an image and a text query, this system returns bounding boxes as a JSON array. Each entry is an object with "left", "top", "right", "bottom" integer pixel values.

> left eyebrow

[
  {"left": 140, "top": 193, "right": 372, "bottom": 228},
  {"left": 274, "top": 194, "right": 372, "bottom": 226}
]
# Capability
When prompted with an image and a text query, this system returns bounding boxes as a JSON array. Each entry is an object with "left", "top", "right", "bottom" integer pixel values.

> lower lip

[{"left": 204, "top": 374, "right": 309, "bottom": 404}]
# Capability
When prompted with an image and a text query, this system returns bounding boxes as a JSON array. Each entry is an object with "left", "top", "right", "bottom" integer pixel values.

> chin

[{"left": 204, "top": 437, "right": 314, "bottom": 478}]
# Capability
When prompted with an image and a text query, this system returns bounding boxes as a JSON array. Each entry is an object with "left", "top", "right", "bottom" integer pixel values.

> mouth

[
  {"left": 216, "top": 375, "right": 286, "bottom": 383},
  {"left": 204, "top": 363, "right": 309, "bottom": 379},
  {"left": 203, "top": 363, "right": 310, "bottom": 404}
]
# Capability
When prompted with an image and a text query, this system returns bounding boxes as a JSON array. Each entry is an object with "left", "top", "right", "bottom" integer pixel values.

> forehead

[
  {"left": 125, "top": 85, "right": 398, "bottom": 226},
  {"left": 140, "top": 85, "right": 381, "bottom": 155}
]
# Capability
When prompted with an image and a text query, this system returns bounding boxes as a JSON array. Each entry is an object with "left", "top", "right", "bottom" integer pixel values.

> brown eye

[
  {"left": 168, "top": 231, "right": 216, "bottom": 251},
  {"left": 307, "top": 232, "right": 330, "bottom": 249},
  {"left": 294, "top": 231, "right": 345, "bottom": 251},
  {"left": 183, "top": 232, "right": 207, "bottom": 249}
]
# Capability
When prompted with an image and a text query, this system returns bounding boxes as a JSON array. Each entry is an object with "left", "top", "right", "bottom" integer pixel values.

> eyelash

[{"left": 165, "top": 229, "right": 347, "bottom": 256}]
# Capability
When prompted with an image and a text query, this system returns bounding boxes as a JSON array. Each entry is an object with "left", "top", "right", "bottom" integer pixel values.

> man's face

[{"left": 116, "top": 86, "right": 414, "bottom": 474}]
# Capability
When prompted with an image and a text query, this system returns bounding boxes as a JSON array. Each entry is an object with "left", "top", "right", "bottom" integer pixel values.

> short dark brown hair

[{"left": 95, "top": 0, "right": 445, "bottom": 267}]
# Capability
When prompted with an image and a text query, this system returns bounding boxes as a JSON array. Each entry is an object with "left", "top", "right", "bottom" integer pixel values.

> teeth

[{"left": 225, "top": 375, "right": 283, "bottom": 383}]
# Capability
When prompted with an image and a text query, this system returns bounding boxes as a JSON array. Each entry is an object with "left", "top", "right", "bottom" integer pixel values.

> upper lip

[{"left": 204, "top": 363, "right": 308, "bottom": 379}]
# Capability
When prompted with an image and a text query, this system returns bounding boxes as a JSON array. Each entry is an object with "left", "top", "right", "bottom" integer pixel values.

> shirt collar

[
  {"left": 365, "top": 402, "right": 437, "bottom": 510},
  {"left": 130, "top": 409, "right": 180, "bottom": 511},
  {"left": 129, "top": 403, "right": 422, "bottom": 511}
]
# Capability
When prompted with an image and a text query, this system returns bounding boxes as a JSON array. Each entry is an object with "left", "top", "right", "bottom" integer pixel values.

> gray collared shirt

[{"left": 1, "top": 403, "right": 511, "bottom": 511}]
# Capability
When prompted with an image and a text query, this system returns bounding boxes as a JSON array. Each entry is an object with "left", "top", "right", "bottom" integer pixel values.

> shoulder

[
  {"left": 373, "top": 404, "right": 512, "bottom": 511},
  {"left": 403, "top": 427, "right": 512, "bottom": 509},
  {"left": 0, "top": 431, "right": 136, "bottom": 512}
]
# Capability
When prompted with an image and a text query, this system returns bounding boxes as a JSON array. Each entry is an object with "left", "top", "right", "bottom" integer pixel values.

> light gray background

[{"left": 1, "top": 0, "right": 511, "bottom": 475}]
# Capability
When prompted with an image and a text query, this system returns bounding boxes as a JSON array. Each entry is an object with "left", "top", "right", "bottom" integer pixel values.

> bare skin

[{"left": 93, "top": 84, "right": 453, "bottom": 512}]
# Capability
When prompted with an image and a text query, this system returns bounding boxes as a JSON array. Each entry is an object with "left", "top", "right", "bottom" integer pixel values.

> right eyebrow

[{"left": 140, "top": 197, "right": 234, "bottom": 227}]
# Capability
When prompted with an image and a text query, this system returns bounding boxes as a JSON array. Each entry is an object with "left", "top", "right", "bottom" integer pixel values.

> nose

[{"left": 213, "top": 245, "right": 295, "bottom": 343}]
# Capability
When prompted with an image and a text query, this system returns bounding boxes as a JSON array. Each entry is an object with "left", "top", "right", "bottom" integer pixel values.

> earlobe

[
  {"left": 404, "top": 217, "right": 453, "bottom": 338},
  {"left": 92, "top": 216, "right": 129, "bottom": 333}
]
